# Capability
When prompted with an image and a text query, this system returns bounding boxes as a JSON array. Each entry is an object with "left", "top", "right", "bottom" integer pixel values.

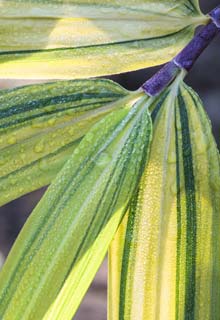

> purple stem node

[
  {"left": 173, "top": 22, "right": 218, "bottom": 72},
  {"left": 142, "top": 61, "right": 179, "bottom": 96},
  {"left": 209, "top": 5, "right": 220, "bottom": 28},
  {"left": 142, "top": 5, "right": 220, "bottom": 96}
]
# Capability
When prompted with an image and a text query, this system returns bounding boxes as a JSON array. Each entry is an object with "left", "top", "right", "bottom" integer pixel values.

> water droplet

[
  {"left": 68, "top": 128, "right": 75, "bottom": 136},
  {"left": 7, "top": 136, "right": 17, "bottom": 145},
  {"left": 48, "top": 118, "right": 56, "bottom": 126},
  {"left": 196, "top": 139, "right": 208, "bottom": 155},
  {"left": 34, "top": 142, "right": 44, "bottom": 153}
]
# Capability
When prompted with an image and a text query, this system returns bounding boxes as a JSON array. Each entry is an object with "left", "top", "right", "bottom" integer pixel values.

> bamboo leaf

[
  {"left": 0, "top": 0, "right": 206, "bottom": 79},
  {"left": 0, "top": 79, "right": 128, "bottom": 207},
  {"left": 108, "top": 80, "right": 220, "bottom": 319},
  {"left": 0, "top": 94, "right": 152, "bottom": 320}
]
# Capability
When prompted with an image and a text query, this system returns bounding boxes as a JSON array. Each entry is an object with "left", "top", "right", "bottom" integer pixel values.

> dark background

[{"left": 0, "top": 0, "right": 219, "bottom": 319}]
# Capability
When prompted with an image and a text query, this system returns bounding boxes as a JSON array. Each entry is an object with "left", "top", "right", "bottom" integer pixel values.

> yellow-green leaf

[
  {"left": 0, "top": 0, "right": 206, "bottom": 79},
  {"left": 0, "top": 93, "right": 152, "bottom": 320},
  {"left": 0, "top": 79, "right": 129, "bottom": 206},
  {"left": 108, "top": 80, "right": 220, "bottom": 319}
]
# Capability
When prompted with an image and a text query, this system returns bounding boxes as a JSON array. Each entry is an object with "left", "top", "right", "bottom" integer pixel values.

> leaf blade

[
  {"left": 0, "top": 0, "right": 205, "bottom": 79},
  {"left": 108, "top": 81, "right": 220, "bottom": 319},
  {"left": 0, "top": 79, "right": 128, "bottom": 206},
  {"left": 0, "top": 94, "right": 152, "bottom": 320}
]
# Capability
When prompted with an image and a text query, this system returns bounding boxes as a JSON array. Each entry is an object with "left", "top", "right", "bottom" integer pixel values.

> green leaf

[
  {"left": 0, "top": 79, "right": 129, "bottom": 207},
  {"left": 108, "top": 80, "right": 220, "bottom": 319},
  {"left": 0, "top": 94, "right": 152, "bottom": 320},
  {"left": 0, "top": 0, "right": 206, "bottom": 79}
]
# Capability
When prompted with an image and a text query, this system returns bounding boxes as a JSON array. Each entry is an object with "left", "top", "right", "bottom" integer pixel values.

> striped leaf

[
  {"left": 0, "top": 94, "right": 152, "bottom": 320},
  {"left": 0, "top": 0, "right": 206, "bottom": 79},
  {"left": 0, "top": 78, "right": 128, "bottom": 207},
  {"left": 108, "top": 80, "right": 220, "bottom": 319}
]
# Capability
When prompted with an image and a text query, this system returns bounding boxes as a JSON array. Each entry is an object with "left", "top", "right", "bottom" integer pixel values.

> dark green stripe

[
  {"left": 151, "top": 90, "right": 169, "bottom": 122},
  {"left": 185, "top": 0, "right": 198, "bottom": 13},
  {"left": 118, "top": 110, "right": 151, "bottom": 319},
  {"left": 0, "top": 98, "right": 117, "bottom": 130},
  {"left": 178, "top": 93, "right": 197, "bottom": 320},
  {"left": 184, "top": 3, "right": 194, "bottom": 13},
  {"left": 119, "top": 192, "right": 139, "bottom": 319},
  {"left": 175, "top": 103, "right": 182, "bottom": 320},
  {"left": 0, "top": 79, "right": 125, "bottom": 100},
  {"left": 0, "top": 92, "right": 121, "bottom": 119}
]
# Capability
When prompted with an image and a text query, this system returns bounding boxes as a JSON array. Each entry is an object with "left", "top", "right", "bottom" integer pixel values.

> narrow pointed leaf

[
  {"left": 0, "top": 0, "right": 206, "bottom": 79},
  {"left": 0, "top": 94, "right": 152, "bottom": 320},
  {"left": 108, "top": 81, "right": 220, "bottom": 319},
  {"left": 0, "top": 79, "right": 128, "bottom": 206}
]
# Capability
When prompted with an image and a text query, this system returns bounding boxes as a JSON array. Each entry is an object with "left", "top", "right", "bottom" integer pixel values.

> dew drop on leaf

[
  {"left": 34, "top": 142, "right": 45, "bottom": 153},
  {"left": 7, "top": 136, "right": 17, "bottom": 145}
]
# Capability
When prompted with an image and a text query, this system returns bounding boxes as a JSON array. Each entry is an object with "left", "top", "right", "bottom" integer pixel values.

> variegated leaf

[
  {"left": 108, "top": 79, "right": 220, "bottom": 320},
  {"left": 0, "top": 79, "right": 128, "bottom": 206},
  {"left": 0, "top": 93, "right": 152, "bottom": 320},
  {"left": 0, "top": 0, "right": 206, "bottom": 79}
]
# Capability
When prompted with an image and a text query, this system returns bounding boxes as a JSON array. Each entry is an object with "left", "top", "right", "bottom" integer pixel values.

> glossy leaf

[
  {"left": 0, "top": 0, "right": 206, "bottom": 79},
  {"left": 0, "top": 79, "right": 128, "bottom": 206},
  {"left": 108, "top": 80, "right": 220, "bottom": 320},
  {"left": 0, "top": 94, "right": 152, "bottom": 320}
]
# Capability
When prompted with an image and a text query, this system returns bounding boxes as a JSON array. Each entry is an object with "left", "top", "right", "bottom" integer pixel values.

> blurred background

[{"left": 0, "top": 0, "right": 219, "bottom": 319}]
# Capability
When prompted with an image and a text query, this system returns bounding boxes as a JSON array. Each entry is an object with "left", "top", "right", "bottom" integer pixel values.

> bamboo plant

[{"left": 0, "top": 1, "right": 220, "bottom": 320}]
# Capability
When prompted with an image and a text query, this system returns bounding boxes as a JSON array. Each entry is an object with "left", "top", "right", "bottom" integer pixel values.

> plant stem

[{"left": 142, "top": 5, "right": 220, "bottom": 96}]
